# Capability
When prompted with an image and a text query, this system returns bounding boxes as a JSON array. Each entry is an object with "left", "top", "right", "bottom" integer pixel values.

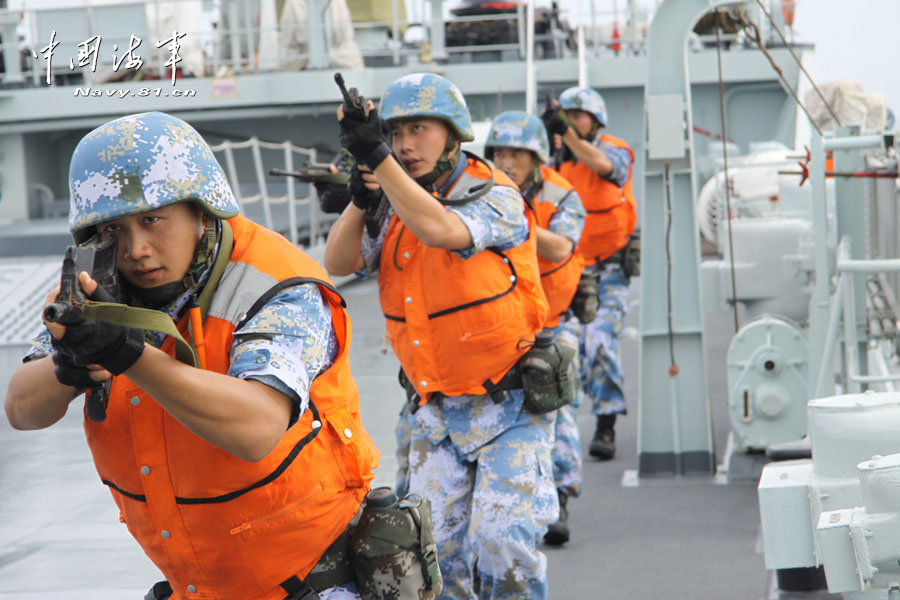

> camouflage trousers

[
  {"left": 395, "top": 400, "right": 413, "bottom": 498},
  {"left": 407, "top": 393, "right": 556, "bottom": 600},
  {"left": 550, "top": 313, "right": 584, "bottom": 496},
  {"left": 580, "top": 262, "right": 629, "bottom": 416},
  {"left": 160, "top": 583, "right": 360, "bottom": 599}
]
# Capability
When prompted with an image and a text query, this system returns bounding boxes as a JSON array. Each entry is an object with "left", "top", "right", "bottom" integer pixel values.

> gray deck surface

[{"left": 0, "top": 273, "right": 832, "bottom": 599}]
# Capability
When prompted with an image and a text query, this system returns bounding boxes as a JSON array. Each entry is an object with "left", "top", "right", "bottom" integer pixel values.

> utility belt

[
  {"left": 398, "top": 329, "right": 575, "bottom": 416},
  {"left": 399, "top": 365, "right": 523, "bottom": 412},
  {"left": 143, "top": 512, "right": 359, "bottom": 600}
]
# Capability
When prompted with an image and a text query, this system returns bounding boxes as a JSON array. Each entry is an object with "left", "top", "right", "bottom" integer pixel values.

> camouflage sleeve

[
  {"left": 448, "top": 184, "right": 529, "bottom": 259},
  {"left": 355, "top": 206, "right": 393, "bottom": 279},
  {"left": 23, "top": 329, "right": 53, "bottom": 363},
  {"left": 547, "top": 189, "right": 586, "bottom": 245},
  {"left": 598, "top": 142, "right": 632, "bottom": 188},
  {"left": 228, "top": 283, "right": 339, "bottom": 427}
]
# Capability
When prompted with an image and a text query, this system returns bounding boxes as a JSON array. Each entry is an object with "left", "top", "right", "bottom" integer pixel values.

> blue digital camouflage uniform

[
  {"left": 550, "top": 313, "right": 584, "bottom": 495},
  {"left": 358, "top": 158, "right": 557, "bottom": 600},
  {"left": 580, "top": 139, "right": 632, "bottom": 418},
  {"left": 541, "top": 181, "right": 587, "bottom": 497}
]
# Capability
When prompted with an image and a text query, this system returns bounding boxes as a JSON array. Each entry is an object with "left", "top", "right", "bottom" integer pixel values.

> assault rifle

[
  {"left": 44, "top": 234, "right": 120, "bottom": 423},
  {"left": 544, "top": 92, "right": 567, "bottom": 170},
  {"left": 334, "top": 72, "right": 390, "bottom": 238},
  {"left": 269, "top": 163, "right": 349, "bottom": 186}
]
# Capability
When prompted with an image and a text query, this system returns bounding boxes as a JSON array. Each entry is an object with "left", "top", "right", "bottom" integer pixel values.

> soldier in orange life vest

[
  {"left": 324, "top": 74, "right": 557, "bottom": 599},
  {"left": 5, "top": 112, "right": 379, "bottom": 600},
  {"left": 543, "top": 87, "right": 637, "bottom": 461},
  {"left": 483, "top": 111, "right": 586, "bottom": 546}
]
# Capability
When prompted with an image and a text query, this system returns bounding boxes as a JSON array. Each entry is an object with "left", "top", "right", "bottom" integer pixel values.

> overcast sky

[{"left": 552, "top": 0, "right": 900, "bottom": 111}]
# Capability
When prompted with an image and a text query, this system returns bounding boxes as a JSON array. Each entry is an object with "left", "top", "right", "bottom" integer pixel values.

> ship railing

[
  {"left": 209, "top": 136, "right": 326, "bottom": 249},
  {"left": 0, "top": 0, "right": 792, "bottom": 86},
  {"left": 0, "top": 0, "right": 660, "bottom": 87},
  {"left": 815, "top": 238, "right": 900, "bottom": 397}
]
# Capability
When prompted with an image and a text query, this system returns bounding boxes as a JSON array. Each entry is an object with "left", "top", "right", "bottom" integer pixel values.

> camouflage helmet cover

[
  {"left": 484, "top": 111, "right": 550, "bottom": 164},
  {"left": 68, "top": 111, "right": 239, "bottom": 236},
  {"left": 379, "top": 73, "right": 475, "bottom": 142},
  {"left": 559, "top": 87, "right": 608, "bottom": 127}
]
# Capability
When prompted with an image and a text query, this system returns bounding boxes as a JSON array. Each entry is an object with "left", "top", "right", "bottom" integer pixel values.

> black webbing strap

[
  {"left": 144, "top": 580, "right": 173, "bottom": 600},
  {"left": 280, "top": 576, "right": 320, "bottom": 600},
  {"left": 280, "top": 513, "right": 358, "bottom": 599},
  {"left": 482, "top": 365, "right": 523, "bottom": 404}
]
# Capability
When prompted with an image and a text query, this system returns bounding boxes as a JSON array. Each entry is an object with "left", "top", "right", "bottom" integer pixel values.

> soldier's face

[
  {"left": 492, "top": 147, "right": 537, "bottom": 188},
  {"left": 564, "top": 109, "right": 597, "bottom": 137},
  {"left": 97, "top": 203, "right": 205, "bottom": 289},
  {"left": 391, "top": 118, "right": 456, "bottom": 179}
]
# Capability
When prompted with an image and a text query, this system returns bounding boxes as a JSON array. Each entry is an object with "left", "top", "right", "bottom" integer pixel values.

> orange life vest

[
  {"left": 558, "top": 133, "right": 637, "bottom": 265},
  {"left": 84, "top": 215, "right": 379, "bottom": 600},
  {"left": 531, "top": 165, "right": 585, "bottom": 328},
  {"left": 379, "top": 158, "right": 548, "bottom": 399}
]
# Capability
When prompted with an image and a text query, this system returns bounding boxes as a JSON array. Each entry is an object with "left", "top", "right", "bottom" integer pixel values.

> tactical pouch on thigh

[
  {"left": 570, "top": 271, "right": 600, "bottom": 324},
  {"left": 350, "top": 487, "right": 442, "bottom": 600},
  {"left": 622, "top": 233, "right": 641, "bottom": 278},
  {"left": 520, "top": 330, "right": 577, "bottom": 414}
]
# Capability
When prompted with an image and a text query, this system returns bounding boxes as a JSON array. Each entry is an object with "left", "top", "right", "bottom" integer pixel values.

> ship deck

[{"left": 0, "top": 273, "right": 835, "bottom": 599}]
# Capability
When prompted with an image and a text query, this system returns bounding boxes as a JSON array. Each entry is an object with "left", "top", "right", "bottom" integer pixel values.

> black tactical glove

[
  {"left": 339, "top": 106, "right": 392, "bottom": 171},
  {"left": 349, "top": 161, "right": 384, "bottom": 212},
  {"left": 541, "top": 108, "right": 570, "bottom": 138},
  {"left": 50, "top": 345, "right": 98, "bottom": 388},
  {"left": 314, "top": 180, "right": 352, "bottom": 214},
  {"left": 52, "top": 314, "right": 145, "bottom": 376}
]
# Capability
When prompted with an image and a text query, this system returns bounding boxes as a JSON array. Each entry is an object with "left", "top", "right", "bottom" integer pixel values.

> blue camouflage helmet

[
  {"left": 379, "top": 73, "right": 475, "bottom": 142},
  {"left": 68, "top": 111, "right": 239, "bottom": 239},
  {"left": 559, "top": 87, "right": 608, "bottom": 127},
  {"left": 484, "top": 111, "right": 550, "bottom": 164}
]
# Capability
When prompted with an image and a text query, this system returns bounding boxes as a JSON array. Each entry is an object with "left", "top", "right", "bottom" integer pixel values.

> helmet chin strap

[
  {"left": 414, "top": 135, "right": 462, "bottom": 188},
  {"left": 518, "top": 164, "right": 543, "bottom": 210},
  {"left": 128, "top": 218, "right": 219, "bottom": 309}
]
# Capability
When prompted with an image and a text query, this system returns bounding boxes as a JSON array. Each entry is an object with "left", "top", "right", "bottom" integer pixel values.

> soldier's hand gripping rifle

[
  {"left": 334, "top": 72, "right": 391, "bottom": 238},
  {"left": 43, "top": 235, "right": 121, "bottom": 423},
  {"left": 543, "top": 92, "right": 572, "bottom": 169}
]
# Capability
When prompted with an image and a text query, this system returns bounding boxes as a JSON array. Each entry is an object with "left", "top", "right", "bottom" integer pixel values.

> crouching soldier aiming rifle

[{"left": 6, "top": 111, "right": 380, "bottom": 600}]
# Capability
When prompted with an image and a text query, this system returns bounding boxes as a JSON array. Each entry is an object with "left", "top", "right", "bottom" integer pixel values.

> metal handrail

[
  {"left": 815, "top": 238, "right": 900, "bottom": 397},
  {"left": 3, "top": 0, "right": 657, "bottom": 86},
  {"left": 209, "top": 136, "right": 318, "bottom": 248}
]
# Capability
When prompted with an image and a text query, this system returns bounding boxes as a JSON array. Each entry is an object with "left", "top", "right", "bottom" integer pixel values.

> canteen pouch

[
  {"left": 350, "top": 487, "right": 442, "bottom": 600},
  {"left": 570, "top": 271, "right": 599, "bottom": 324},
  {"left": 520, "top": 330, "right": 577, "bottom": 414}
]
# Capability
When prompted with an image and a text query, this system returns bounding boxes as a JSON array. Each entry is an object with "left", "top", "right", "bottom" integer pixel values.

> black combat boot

[
  {"left": 543, "top": 488, "right": 570, "bottom": 546},
  {"left": 589, "top": 414, "right": 617, "bottom": 460}
]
